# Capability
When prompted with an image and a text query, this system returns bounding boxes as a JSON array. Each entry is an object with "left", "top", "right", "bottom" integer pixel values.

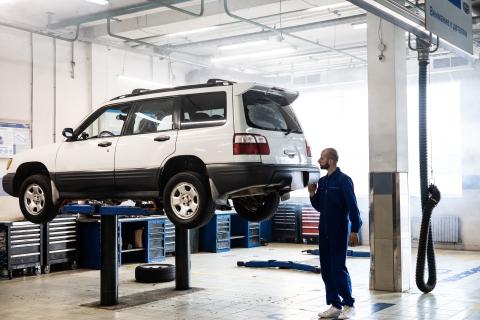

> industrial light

[
  {"left": 211, "top": 48, "right": 296, "bottom": 63},
  {"left": 351, "top": 22, "right": 367, "bottom": 29},
  {"left": 306, "top": 2, "right": 351, "bottom": 12},
  {"left": 219, "top": 40, "right": 269, "bottom": 51},
  {"left": 166, "top": 26, "right": 218, "bottom": 38},
  {"left": 84, "top": 0, "right": 109, "bottom": 5},
  {"left": 117, "top": 75, "right": 171, "bottom": 88}
]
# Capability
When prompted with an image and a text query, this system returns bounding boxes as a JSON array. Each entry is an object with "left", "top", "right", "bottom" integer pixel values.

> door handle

[
  {"left": 283, "top": 150, "right": 296, "bottom": 158},
  {"left": 154, "top": 135, "right": 170, "bottom": 142},
  {"left": 98, "top": 141, "right": 112, "bottom": 147}
]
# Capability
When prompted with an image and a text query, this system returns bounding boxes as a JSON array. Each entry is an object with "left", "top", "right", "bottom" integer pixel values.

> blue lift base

[
  {"left": 237, "top": 260, "right": 321, "bottom": 274},
  {"left": 302, "top": 249, "right": 371, "bottom": 258}
]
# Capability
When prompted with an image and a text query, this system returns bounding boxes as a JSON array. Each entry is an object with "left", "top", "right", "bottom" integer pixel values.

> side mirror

[{"left": 62, "top": 128, "right": 75, "bottom": 140}]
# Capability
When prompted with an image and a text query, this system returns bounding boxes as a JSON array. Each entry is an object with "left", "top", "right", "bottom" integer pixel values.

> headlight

[{"left": 6, "top": 158, "right": 12, "bottom": 170}]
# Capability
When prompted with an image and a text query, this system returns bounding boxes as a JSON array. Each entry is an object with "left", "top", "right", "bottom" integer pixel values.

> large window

[
  {"left": 78, "top": 105, "right": 130, "bottom": 140},
  {"left": 130, "top": 99, "right": 175, "bottom": 134},
  {"left": 242, "top": 90, "right": 302, "bottom": 133},
  {"left": 180, "top": 92, "right": 226, "bottom": 127}
]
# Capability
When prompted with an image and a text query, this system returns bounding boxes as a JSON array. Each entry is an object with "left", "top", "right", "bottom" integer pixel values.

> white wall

[{"left": 0, "top": 25, "right": 192, "bottom": 220}]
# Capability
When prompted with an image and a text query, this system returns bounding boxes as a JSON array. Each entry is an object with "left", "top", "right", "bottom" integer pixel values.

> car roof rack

[{"left": 110, "top": 79, "right": 236, "bottom": 101}]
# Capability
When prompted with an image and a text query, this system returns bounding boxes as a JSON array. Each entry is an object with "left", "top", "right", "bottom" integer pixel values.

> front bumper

[
  {"left": 2, "top": 173, "right": 15, "bottom": 196},
  {"left": 206, "top": 163, "right": 320, "bottom": 198}
]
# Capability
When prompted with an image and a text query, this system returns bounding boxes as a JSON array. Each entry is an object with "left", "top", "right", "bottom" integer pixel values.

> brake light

[
  {"left": 233, "top": 134, "right": 270, "bottom": 155},
  {"left": 305, "top": 139, "right": 312, "bottom": 157}
]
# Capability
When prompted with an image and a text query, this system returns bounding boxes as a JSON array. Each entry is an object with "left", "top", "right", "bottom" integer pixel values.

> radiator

[{"left": 431, "top": 215, "right": 459, "bottom": 244}]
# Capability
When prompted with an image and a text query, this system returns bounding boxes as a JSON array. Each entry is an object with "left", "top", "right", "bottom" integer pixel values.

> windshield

[{"left": 242, "top": 89, "right": 302, "bottom": 133}]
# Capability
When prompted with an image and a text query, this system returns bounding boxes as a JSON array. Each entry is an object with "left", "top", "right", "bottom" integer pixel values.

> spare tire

[{"left": 135, "top": 264, "right": 175, "bottom": 283}]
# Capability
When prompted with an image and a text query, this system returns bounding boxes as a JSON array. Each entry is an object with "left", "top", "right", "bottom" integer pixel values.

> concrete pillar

[{"left": 367, "top": 13, "right": 411, "bottom": 292}]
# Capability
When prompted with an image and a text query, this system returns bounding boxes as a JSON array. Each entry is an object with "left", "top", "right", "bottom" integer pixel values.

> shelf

[{"left": 121, "top": 248, "right": 144, "bottom": 253}]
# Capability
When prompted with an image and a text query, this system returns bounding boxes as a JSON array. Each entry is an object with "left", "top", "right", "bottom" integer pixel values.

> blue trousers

[{"left": 318, "top": 230, "right": 355, "bottom": 309}]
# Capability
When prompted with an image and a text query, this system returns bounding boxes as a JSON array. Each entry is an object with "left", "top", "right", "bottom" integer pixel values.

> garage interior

[{"left": 1, "top": 0, "right": 480, "bottom": 319}]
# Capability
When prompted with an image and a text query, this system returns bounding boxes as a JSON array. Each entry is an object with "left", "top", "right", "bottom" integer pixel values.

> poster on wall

[{"left": 0, "top": 122, "right": 31, "bottom": 158}]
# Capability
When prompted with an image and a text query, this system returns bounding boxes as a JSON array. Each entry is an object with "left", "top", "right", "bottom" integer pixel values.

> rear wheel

[
  {"left": 233, "top": 192, "right": 280, "bottom": 222},
  {"left": 19, "top": 174, "right": 59, "bottom": 223},
  {"left": 163, "top": 171, "right": 215, "bottom": 229}
]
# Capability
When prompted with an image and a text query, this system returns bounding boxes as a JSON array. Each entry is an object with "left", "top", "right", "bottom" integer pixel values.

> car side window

[
  {"left": 129, "top": 98, "right": 175, "bottom": 135},
  {"left": 180, "top": 92, "right": 226, "bottom": 128},
  {"left": 77, "top": 105, "right": 130, "bottom": 140}
]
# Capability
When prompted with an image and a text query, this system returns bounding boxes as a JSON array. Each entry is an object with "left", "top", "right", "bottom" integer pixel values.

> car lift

[
  {"left": 62, "top": 204, "right": 191, "bottom": 306},
  {"left": 237, "top": 260, "right": 321, "bottom": 274}
]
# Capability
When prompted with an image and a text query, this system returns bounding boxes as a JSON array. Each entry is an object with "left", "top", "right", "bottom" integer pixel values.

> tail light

[
  {"left": 305, "top": 139, "right": 312, "bottom": 157},
  {"left": 233, "top": 133, "right": 270, "bottom": 155}
]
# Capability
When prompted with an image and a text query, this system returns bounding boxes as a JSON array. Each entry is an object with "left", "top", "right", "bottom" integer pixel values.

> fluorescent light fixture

[
  {"left": 85, "top": 0, "right": 109, "bottom": 5},
  {"left": 117, "top": 75, "right": 171, "bottom": 88},
  {"left": 351, "top": 22, "right": 367, "bottom": 29},
  {"left": 219, "top": 40, "right": 269, "bottom": 51},
  {"left": 306, "top": 2, "right": 350, "bottom": 12},
  {"left": 211, "top": 48, "right": 296, "bottom": 63},
  {"left": 166, "top": 26, "right": 218, "bottom": 38}
]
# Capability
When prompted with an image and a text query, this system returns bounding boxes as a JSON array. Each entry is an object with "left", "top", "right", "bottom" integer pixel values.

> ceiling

[{"left": 0, "top": 0, "right": 479, "bottom": 80}]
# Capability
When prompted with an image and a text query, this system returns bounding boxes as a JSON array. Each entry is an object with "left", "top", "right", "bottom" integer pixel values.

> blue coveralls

[{"left": 309, "top": 167, "right": 362, "bottom": 309}]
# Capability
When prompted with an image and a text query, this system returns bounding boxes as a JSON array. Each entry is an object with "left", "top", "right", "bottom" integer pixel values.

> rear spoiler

[{"left": 233, "top": 83, "right": 299, "bottom": 105}]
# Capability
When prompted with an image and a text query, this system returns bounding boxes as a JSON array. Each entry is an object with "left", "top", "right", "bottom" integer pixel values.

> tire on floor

[{"left": 135, "top": 263, "right": 175, "bottom": 283}]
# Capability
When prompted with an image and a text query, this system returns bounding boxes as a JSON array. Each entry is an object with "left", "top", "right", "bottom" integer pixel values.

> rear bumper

[
  {"left": 206, "top": 163, "right": 320, "bottom": 198},
  {"left": 2, "top": 173, "right": 15, "bottom": 196}
]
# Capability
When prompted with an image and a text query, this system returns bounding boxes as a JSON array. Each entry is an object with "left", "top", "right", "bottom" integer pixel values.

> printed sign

[
  {"left": 0, "top": 122, "right": 31, "bottom": 158},
  {"left": 426, "top": 0, "right": 473, "bottom": 54}
]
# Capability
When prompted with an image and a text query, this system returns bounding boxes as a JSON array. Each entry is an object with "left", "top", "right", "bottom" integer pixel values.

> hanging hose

[{"left": 414, "top": 52, "right": 441, "bottom": 293}]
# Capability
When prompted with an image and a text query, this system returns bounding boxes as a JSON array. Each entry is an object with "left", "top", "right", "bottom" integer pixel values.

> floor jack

[{"left": 237, "top": 260, "right": 321, "bottom": 274}]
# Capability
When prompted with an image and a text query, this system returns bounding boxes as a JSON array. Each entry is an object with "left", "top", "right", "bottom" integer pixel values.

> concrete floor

[{"left": 1, "top": 243, "right": 479, "bottom": 320}]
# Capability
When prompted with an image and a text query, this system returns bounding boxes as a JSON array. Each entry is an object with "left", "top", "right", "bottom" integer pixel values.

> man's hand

[
  {"left": 308, "top": 184, "right": 317, "bottom": 197},
  {"left": 349, "top": 232, "right": 359, "bottom": 247}
]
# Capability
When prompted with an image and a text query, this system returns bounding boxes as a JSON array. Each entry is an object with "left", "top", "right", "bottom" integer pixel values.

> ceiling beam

[{"left": 48, "top": 0, "right": 191, "bottom": 29}]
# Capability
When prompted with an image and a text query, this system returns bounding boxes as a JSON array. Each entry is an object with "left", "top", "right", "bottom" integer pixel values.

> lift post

[{"left": 62, "top": 204, "right": 191, "bottom": 306}]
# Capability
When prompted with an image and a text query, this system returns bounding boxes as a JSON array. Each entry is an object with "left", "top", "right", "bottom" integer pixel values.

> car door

[
  {"left": 114, "top": 97, "right": 178, "bottom": 193},
  {"left": 55, "top": 104, "right": 131, "bottom": 196}
]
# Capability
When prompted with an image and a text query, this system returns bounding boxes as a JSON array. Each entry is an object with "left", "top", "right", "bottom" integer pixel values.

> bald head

[{"left": 322, "top": 148, "right": 339, "bottom": 164}]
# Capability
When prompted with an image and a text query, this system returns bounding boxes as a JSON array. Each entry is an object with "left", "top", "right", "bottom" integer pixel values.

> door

[
  {"left": 115, "top": 97, "right": 178, "bottom": 192},
  {"left": 55, "top": 105, "right": 131, "bottom": 196}
]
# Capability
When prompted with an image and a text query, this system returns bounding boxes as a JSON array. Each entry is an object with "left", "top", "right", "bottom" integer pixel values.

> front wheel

[
  {"left": 233, "top": 192, "right": 280, "bottom": 222},
  {"left": 19, "top": 174, "right": 59, "bottom": 224},
  {"left": 163, "top": 171, "right": 215, "bottom": 229}
]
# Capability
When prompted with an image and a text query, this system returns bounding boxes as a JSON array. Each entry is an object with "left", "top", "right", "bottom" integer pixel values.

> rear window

[{"left": 242, "top": 90, "right": 302, "bottom": 133}]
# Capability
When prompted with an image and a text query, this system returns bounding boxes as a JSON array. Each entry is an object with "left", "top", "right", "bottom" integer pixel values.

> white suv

[{"left": 3, "top": 79, "right": 319, "bottom": 228}]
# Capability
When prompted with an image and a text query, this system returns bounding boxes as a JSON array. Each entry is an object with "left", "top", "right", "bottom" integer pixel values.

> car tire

[
  {"left": 18, "top": 174, "right": 59, "bottom": 224},
  {"left": 135, "top": 264, "right": 175, "bottom": 283},
  {"left": 163, "top": 171, "right": 215, "bottom": 229},
  {"left": 233, "top": 192, "right": 280, "bottom": 222}
]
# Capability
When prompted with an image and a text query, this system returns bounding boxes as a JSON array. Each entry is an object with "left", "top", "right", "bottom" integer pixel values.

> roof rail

[
  {"left": 109, "top": 80, "right": 235, "bottom": 101},
  {"left": 206, "top": 79, "right": 236, "bottom": 85}
]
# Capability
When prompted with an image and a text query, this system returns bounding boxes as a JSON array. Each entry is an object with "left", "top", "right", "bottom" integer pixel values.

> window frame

[
  {"left": 73, "top": 103, "right": 133, "bottom": 141},
  {"left": 179, "top": 91, "right": 227, "bottom": 130},
  {"left": 123, "top": 97, "right": 180, "bottom": 136}
]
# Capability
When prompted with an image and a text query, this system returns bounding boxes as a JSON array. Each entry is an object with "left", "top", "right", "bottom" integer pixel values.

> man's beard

[{"left": 320, "top": 163, "right": 330, "bottom": 170}]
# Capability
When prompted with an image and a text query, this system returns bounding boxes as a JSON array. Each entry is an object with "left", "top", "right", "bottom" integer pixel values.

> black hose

[{"left": 415, "top": 60, "right": 441, "bottom": 293}]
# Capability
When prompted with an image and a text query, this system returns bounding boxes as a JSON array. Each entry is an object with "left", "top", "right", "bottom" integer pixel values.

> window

[
  {"left": 78, "top": 105, "right": 130, "bottom": 140},
  {"left": 130, "top": 99, "right": 175, "bottom": 134},
  {"left": 242, "top": 90, "right": 302, "bottom": 133},
  {"left": 180, "top": 92, "right": 226, "bottom": 127}
]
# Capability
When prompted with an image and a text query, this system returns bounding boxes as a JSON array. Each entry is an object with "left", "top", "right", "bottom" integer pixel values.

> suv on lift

[{"left": 2, "top": 79, "right": 319, "bottom": 228}]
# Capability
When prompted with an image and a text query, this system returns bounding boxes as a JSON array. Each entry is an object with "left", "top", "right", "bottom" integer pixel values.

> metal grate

[{"left": 431, "top": 215, "right": 459, "bottom": 244}]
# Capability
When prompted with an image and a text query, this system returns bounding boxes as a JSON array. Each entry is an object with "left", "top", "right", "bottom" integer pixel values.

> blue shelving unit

[
  {"left": 77, "top": 216, "right": 166, "bottom": 269},
  {"left": 230, "top": 214, "right": 261, "bottom": 248},
  {"left": 199, "top": 213, "right": 231, "bottom": 253}
]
